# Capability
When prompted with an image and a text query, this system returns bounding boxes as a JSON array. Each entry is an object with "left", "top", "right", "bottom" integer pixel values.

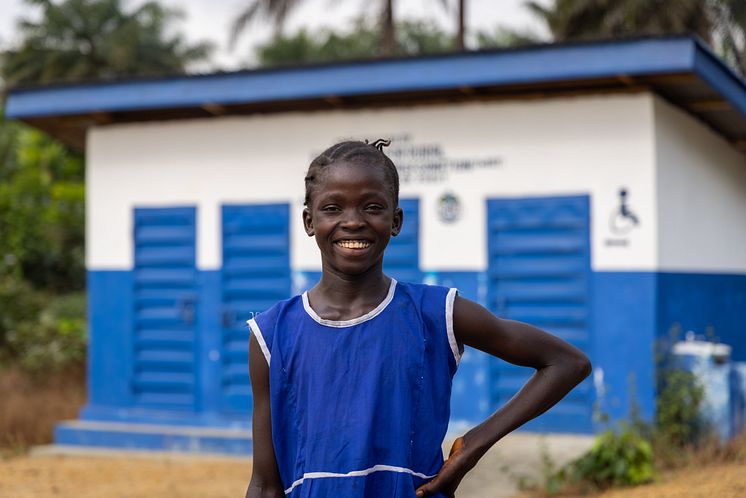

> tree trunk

[
  {"left": 457, "top": 0, "right": 465, "bottom": 50},
  {"left": 382, "top": 0, "right": 395, "bottom": 56}
]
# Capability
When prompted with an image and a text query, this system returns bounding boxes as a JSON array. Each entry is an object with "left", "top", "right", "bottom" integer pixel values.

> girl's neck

[{"left": 308, "top": 265, "right": 391, "bottom": 320}]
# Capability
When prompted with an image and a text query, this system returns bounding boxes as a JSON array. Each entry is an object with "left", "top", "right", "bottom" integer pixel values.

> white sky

[{"left": 0, "top": 0, "right": 550, "bottom": 71}]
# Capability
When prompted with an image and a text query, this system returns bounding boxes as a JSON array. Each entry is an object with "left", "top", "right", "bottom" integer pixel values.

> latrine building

[{"left": 6, "top": 36, "right": 746, "bottom": 453}]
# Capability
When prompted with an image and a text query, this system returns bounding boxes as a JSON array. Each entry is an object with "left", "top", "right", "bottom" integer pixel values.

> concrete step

[{"left": 54, "top": 420, "right": 252, "bottom": 456}]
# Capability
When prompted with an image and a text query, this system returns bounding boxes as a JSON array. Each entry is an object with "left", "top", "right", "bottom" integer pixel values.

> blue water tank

[{"left": 731, "top": 362, "right": 746, "bottom": 437}]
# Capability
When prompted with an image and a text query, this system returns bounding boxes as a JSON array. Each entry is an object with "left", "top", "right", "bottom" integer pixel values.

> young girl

[{"left": 246, "top": 140, "right": 591, "bottom": 498}]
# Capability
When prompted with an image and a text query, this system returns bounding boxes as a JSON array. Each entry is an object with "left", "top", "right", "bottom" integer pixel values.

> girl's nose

[{"left": 340, "top": 209, "right": 365, "bottom": 229}]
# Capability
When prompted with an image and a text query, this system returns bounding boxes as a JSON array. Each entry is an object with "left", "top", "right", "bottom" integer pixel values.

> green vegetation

[
  {"left": 559, "top": 426, "right": 656, "bottom": 491},
  {"left": 256, "top": 19, "right": 454, "bottom": 67},
  {"left": 501, "top": 0, "right": 746, "bottom": 75},
  {"left": 3, "top": 0, "right": 212, "bottom": 87},
  {"left": 0, "top": 0, "right": 210, "bottom": 372},
  {"left": 0, "top": 111, "right": 86, "bottom": 372},
  {"left": 529, "top": 361, "right": 706, "bottom": 495},
  {"left": 231, "top": 0, "right": 463, "bottom": 57}
]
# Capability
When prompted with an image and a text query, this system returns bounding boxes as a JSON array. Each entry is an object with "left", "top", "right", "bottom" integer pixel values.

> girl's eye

[
  {"left": 321, "top": 205, "right": 340, "bottom": 212},
  {"left": 365, "top": 205, "right": 384, "bottom": 212}
]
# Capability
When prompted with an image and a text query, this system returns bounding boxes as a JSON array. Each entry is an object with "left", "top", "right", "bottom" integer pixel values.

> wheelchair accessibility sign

[{"left": 605, "top": 187, "right": 639, "bottom": 247}]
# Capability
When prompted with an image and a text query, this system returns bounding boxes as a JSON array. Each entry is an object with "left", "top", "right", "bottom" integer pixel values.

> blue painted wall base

[{"left": 75, "top": 267, "right": 746, "bottom": 452}]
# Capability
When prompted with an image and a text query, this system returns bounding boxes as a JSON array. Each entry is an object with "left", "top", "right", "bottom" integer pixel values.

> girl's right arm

[{"left": 246, "top": 334, "right": 285, "bottom": 498}]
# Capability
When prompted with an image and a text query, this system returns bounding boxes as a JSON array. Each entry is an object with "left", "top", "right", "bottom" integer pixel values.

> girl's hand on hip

[{"left": 415, "top": 435, "right": 481, "bottom": 498}]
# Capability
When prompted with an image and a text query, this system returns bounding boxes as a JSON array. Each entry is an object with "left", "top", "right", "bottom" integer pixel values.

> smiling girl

[{"left": 245, "top": 140, "right": 591, "bottom": 498}]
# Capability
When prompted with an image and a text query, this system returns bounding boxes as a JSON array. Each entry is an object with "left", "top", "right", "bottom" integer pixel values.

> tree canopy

[
  {"left": 233, "top": 0, "right": 460, "bottom": 57},
  {"left": 256, "top": 19, "right": 453, "bottom": 67},
  {"left": 486, "top": 0, "right": 746, "bottom": 75},
  {"left": 2, "top": 0, "right": 213, "bottom": 87},
  {"left": 0, "top": 0, "right": 212, "bottom": 371}
]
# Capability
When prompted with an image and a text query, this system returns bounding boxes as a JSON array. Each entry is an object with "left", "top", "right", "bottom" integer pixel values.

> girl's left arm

[{"left": 416, "top": 295, "right": 592, "bottom": 498}]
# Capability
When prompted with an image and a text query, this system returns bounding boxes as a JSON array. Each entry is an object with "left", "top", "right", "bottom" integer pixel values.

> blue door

[
  {"left": 487, "top": 195, "right": 592, "bottom": 432},
  {"left": 384, "top": 198, "right": 420, "bottom": 283},
  {"left": 132, "top": 207, "right": 198, "bottom": 411},
  {"left": 221, "top": 204, "right": 291, "bottom": 414}
]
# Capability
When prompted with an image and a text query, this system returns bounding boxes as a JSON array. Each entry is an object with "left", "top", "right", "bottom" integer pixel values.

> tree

[
  {"left": 233, "top": 0, "right": 466, "bottom": 57},
  {"left": 0, "top": 107, "right": 87, "bottom": 369},
  {"left": 232, "top": 0, "right": 402, "bottom": 56},
  {"left": 483, "top": 0, "right": 746, "bottom": 75},
  {"left": 256, "top": 19, "right": 453, "bottom": 66},
  {"left": 525, "top": 0, "right": 711, "bottom": 42},
  {"left": 709, "top": 0, "right": 746, "bottom": 75},
  {"left": 230, "top": 0, "right": 304, "bottom": 47},
  {"left": 0, "top": 0, "right": 210, "bottom": 369},
  {"left": 2, "top": 0, "right": 213, "bottom": 87},
  {"left": 457, "top": 0, "right": 465, "bottom": 50}
]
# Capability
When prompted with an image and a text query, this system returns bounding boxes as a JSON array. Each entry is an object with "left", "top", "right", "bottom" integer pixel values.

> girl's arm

[
  {"left": 416, "top": 295, "right": 592, "bottom": 498},
  {"left": 245, "top": 334, "right": 285, "bottom": 498}
]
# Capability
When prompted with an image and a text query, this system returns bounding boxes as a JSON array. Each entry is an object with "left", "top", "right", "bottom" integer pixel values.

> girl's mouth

[{"left": 334, "top": 239, "right": 371, "bottom": 250}]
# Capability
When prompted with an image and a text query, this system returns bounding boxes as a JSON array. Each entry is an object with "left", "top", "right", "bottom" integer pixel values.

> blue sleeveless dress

[{"left": 248, "top": 279, "right": 460, "bottom": 497}]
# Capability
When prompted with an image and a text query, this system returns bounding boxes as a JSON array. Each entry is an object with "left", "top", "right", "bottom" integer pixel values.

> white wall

[
  {"left": 655, "top": 97, "right": 746, "bottom": 273},
  {"left": 87, "top": 93, "right": 658, "bottom": 272}
]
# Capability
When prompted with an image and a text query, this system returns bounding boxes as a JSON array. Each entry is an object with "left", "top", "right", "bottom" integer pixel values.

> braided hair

[{"left": 304, "top": 139, "right": 399, "bottom": 207}]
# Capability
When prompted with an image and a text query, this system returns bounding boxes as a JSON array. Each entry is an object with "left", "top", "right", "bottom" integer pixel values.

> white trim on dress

[
  {"left": 446, "top": 287, "right": 462, "bottom": 365},
  {"left": 284, "top": 464, "right": 436, "bottom": 495},
  {"left": 247, "top": 318, "right": 271, "bottom": 365},
  {"left": 301, "top": 278, "right": 398, "bottom": 328}
]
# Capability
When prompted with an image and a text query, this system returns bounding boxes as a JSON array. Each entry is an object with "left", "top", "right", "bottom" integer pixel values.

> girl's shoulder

[
  {"left": 396, "top": 280, "right": 462, "bottom": 368},
  {"left": 248, "top": 293, "right": 304, "bottom": 328},
  {"left": 395, "top": 280, "right": 458, "bottom": 306},
  {"left": 246, "top": 294, "right": 305, "bottom": 365}
]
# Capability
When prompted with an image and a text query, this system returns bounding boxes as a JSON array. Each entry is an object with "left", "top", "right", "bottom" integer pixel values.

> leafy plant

[
  {"left": 2, "top": 292, "right": 87, "bottom": 373},
  {"left": 655, "top": 368, "right": 706, "bottom": 448},
  {"left": 558, "top": 426, "right": 655, "bottom": 489}
]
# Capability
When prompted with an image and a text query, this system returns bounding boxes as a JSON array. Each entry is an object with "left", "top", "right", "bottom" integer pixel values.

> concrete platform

[
  {"left": 30, "top": 444, "right": 251, "bottom": 461},
  {"left": 450, "top": 432, "right": 594, "bottom": 498},
  {"left": 53, "top": 420, "right": 252, "bottom": 456}
]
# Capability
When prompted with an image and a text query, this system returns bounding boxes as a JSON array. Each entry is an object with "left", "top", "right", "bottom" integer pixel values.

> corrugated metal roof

[{"left": 5, "top": 36, "right": 746, "bottom": 152}]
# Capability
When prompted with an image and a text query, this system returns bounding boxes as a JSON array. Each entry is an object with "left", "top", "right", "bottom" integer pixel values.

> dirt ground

[
  {"left": 574, "top": 461, "right": 746, "bottom": 498},
  {"left": 3, "top": 442, "right": 744, "bottom": 498},
  {"left": 1, "top": 430, "right": 744, "bottom": 498},
  {"left": 0, "top": 453, "right": 252, "bottom": 498},
  {"left": 0, "top": 433, "right": 590, "bottom": 498}
]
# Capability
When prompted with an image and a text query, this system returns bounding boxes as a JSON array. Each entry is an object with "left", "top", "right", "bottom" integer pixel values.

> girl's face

[{"left": 303, "top": 160, "right": 403, "bottom": 277}]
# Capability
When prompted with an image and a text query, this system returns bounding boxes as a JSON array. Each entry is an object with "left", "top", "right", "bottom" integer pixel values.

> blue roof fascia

[
  {"left": 5, "top": 37, "right": 699, "bottom": 119},
  {"left": 691, "top": 39, "right": 746, "bottom": 118}
]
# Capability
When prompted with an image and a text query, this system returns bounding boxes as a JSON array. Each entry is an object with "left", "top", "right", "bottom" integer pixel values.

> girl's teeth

[{"left": 338, "top": 240, "right": 370, "bottom": 249}]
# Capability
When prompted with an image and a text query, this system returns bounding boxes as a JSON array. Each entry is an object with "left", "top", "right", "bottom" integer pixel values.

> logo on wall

[
  {"left": 438, "top": 192, "right": 461, "bottom": 223},
  {"left": 605, "top": 187, "right": 639, "bottom": 247}
]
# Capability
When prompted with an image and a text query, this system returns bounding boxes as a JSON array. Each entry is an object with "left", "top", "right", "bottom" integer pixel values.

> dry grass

[{"left": 0, "top": 363, "right": 86, "bottom": 454}]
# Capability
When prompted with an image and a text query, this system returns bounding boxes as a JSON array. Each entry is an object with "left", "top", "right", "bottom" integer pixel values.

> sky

[{"left": 0, "top": 0, "right": 550, "bottom": 71}]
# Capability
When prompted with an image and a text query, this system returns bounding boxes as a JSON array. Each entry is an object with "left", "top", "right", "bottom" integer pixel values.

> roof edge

[{"left": 5, "top": 36, "right": 702, "bottom": 120}]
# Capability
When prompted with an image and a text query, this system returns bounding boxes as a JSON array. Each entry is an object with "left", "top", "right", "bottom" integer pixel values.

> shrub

[
  {"left": 655, "top": 368, "right": 705, "bottom": 448},
  {"left": 558, "top": 426, "right": 655, "bottom": 489},
  {"left": 2, "top": 291, "right": 87, "bottom": 373},
  {"left": 0, "top": 274, "right": 46, "bottom": 356}
]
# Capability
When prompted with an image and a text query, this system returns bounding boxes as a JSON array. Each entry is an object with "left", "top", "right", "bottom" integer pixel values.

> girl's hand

[{"left": 415, "top": 435, "right": 482, "bottom": 498}]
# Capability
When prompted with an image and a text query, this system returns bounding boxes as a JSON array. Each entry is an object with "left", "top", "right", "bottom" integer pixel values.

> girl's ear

[
  {"left": 391, "top": 207, "right": 403, "bottom": 237},
  {"left": 302, "top": 207, "right": 315, "bottom": 236}
]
